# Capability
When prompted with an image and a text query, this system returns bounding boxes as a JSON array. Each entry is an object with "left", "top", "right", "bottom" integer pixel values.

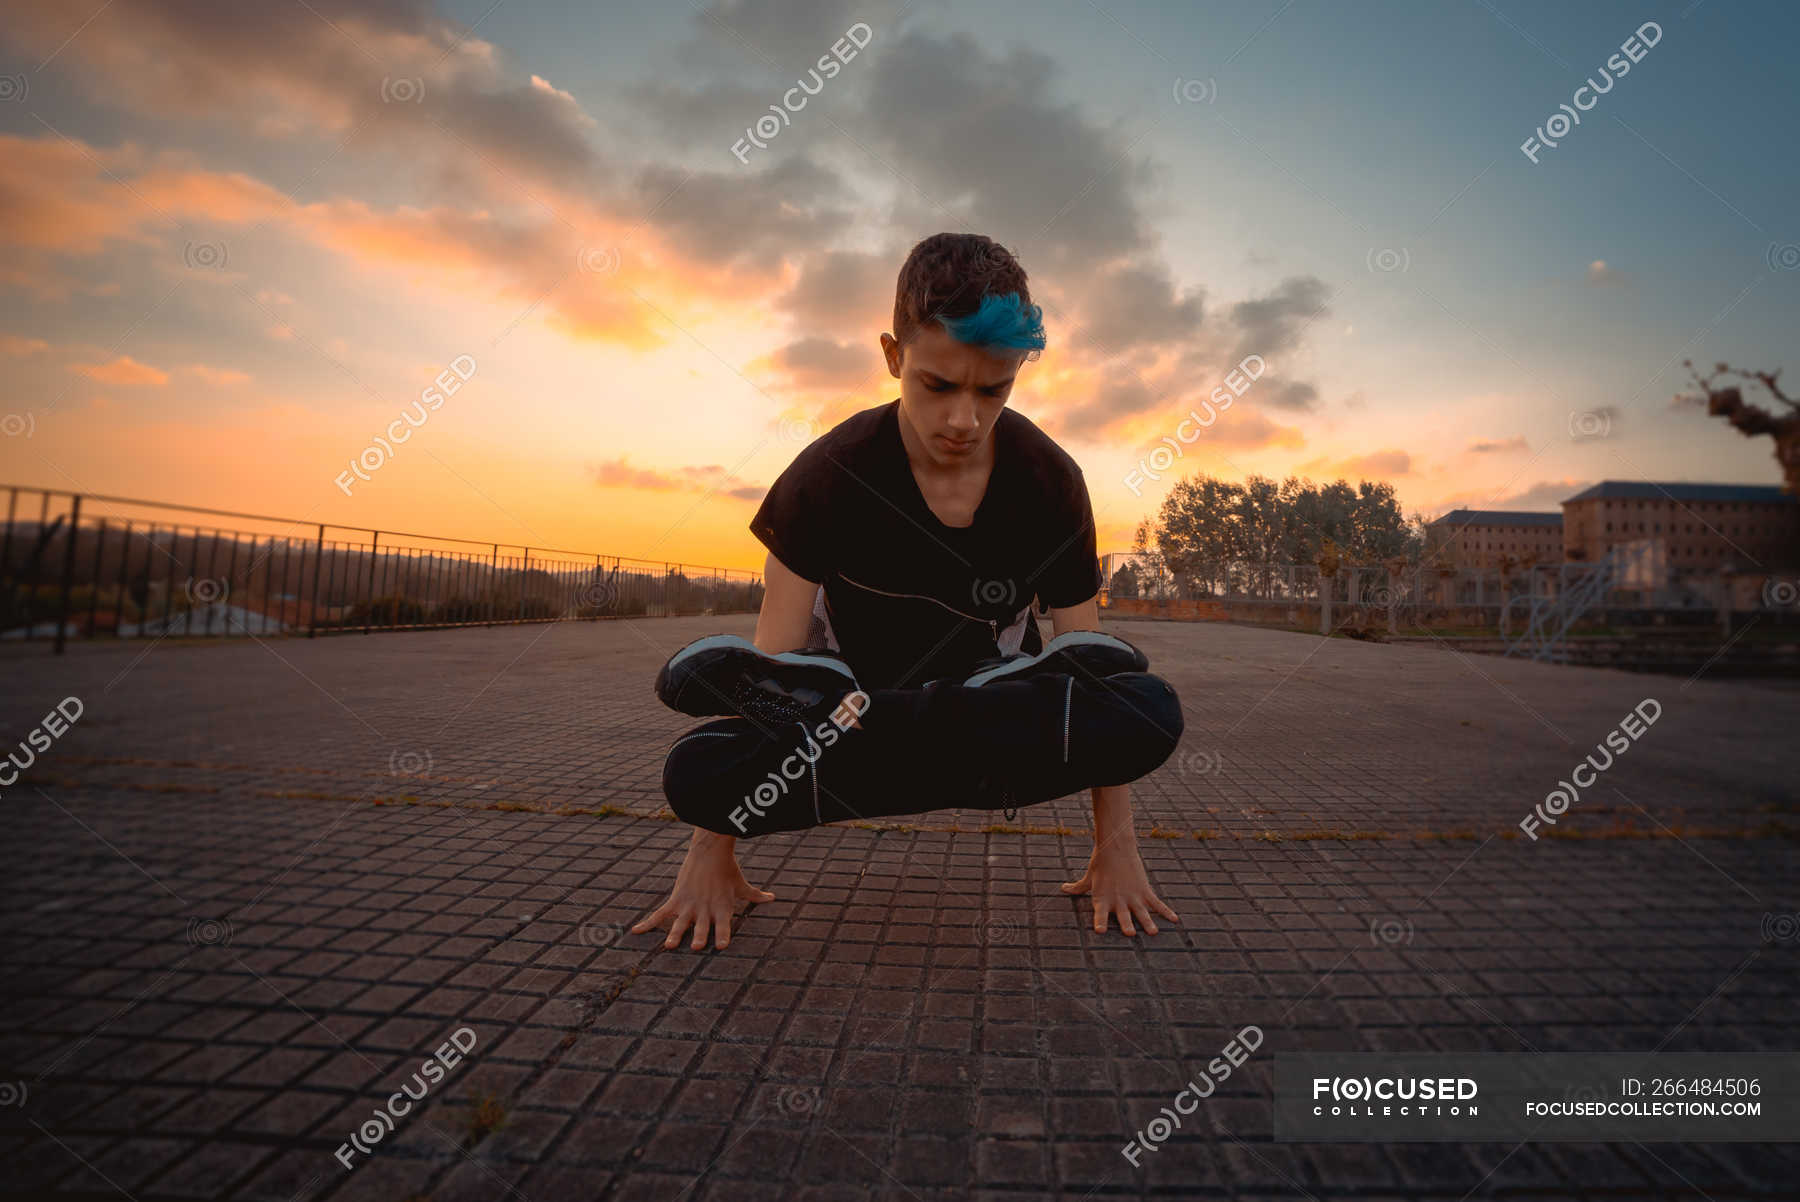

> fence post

[
  {"left": 520, "top": 547, "right": 530, "bottom": 621},
  {"left": 365, "top": 531, "right": 379, "bottom": 634},
  {"left": 483, "top": 543, "right": 496, "bottom": 624},
  {"left": 307, "top": 524, "right": 325, "bottom": 637},
  {"left": 87, "top": 518, "right": 106, "bottom": 638},
  {"left": 53, "top": 493, "right": 81, "bottom": 655},
  {"left": 1, "top": 488, "right": 16, "bottom": 617}
]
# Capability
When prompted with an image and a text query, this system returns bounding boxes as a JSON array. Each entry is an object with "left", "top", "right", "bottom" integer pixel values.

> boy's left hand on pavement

[{"left": 1062, "top": 837, "right": 1179, "bottom": 935}]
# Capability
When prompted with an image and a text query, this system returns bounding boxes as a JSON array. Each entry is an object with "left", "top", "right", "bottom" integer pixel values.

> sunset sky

[{"left": 2, "top": 0, "right": 1796, "bottom": 573}]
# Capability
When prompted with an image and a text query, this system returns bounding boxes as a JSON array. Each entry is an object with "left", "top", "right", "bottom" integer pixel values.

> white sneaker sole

[
  {"left": 961, "top": 630, "right": 1141, "bottom": 688},
  {"left": 666, "top": 633, "right": 858, "bottom": 683}
]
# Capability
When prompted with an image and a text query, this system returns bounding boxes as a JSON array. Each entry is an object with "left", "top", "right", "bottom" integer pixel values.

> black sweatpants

[{"left": 661, "top": 670, "right": 1183, "bottom": 838}]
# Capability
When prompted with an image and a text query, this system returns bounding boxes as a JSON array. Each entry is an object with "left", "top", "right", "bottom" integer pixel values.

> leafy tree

[{"left": 1140, "top": 471, "right": 1419, "bottom": 596}]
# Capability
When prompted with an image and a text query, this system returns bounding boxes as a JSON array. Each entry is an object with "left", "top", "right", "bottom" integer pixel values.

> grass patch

[{"left": 458, "top": 1090, "right": 511, "bottom": 1147}]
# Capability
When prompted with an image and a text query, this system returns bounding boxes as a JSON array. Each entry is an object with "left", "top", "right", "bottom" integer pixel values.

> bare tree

[{"left": 1682, "top": 360, "right": 1799, "bottom": 494}]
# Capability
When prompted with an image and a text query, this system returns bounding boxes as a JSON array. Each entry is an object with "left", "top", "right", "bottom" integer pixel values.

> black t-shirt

[{"left": 749, "top": 398, "right": 1099, "bottom": 689}]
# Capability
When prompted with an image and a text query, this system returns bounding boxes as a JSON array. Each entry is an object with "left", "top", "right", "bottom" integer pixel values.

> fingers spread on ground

[
  {"left": 690, "top": 911, "right": 712, "bottom": 950},
  {"left": 1117, "top": 904, "right": 1138, "bottom": 936},
  {"left": 1132, "top": 901, "right": 1158, "bottom": 935},
  {"left": 713, "top": 907, "right": 733, "bottom": 948},
  {"left": 664, "top": 910, "right": 691, "bottom": 949},
  {"left": 1153, "top": 897, "right": 1179, "bottom": 922}
]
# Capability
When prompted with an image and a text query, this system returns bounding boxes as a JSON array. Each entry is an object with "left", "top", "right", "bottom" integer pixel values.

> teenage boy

[{"left": 635, "top": 233, "right": 1183, "bottom": 951}]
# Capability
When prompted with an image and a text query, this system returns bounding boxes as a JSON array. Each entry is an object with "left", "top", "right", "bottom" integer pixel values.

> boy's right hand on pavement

[{"left": 631, "top": 828, "right": 773, "bottom": 951}]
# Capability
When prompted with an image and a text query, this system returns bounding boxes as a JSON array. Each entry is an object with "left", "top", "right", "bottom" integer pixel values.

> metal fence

[
  {"left": 1097, "top": 551, "right": 1791, "bottom": 627},
  {"left": 1, "top": 485, "right": 764, "bottom": 653},
  {"left": 1101, "top": 552, "right": 1455, "bottom": 611}
]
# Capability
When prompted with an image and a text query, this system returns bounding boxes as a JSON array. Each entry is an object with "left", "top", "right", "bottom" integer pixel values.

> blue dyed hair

[{"left": 937, "top": 291, "right": 1046, "bottom": 361}]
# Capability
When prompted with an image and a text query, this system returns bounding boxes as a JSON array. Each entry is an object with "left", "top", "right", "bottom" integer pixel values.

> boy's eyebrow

[{"left": 918, "top": 368, "right": 1016, "bottom": 389}]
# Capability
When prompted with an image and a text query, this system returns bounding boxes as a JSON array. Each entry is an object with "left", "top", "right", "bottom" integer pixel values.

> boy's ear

[{"left": 879, "top": 332, "right": 902, "bottom": 380}]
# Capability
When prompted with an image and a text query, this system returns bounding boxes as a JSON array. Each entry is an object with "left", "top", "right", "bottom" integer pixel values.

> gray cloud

[
  {"left": 1227, "top": 275, "right": 1332, "bottom": 364},
  {"left": 622, "top": 78, "right": 771, "bottom": 149},
  {"left": 0, "top": 0, "right": 605, "bottom": 198},
  {"left": 628, "top": 12, "right": 1341, "bottom": 446},
  {"left": 11, "top": 0, "right": 1351, "bottom": 458},
  {"left": 1051, "top": 375, "right": 1159, "bottom": 440},
  {"left": 1260, "top": 380, "right": 1319, "bottom": 412},
  {"left": 765, "top": 336, "right": 873, "bottom": 390},
  {"left": 855, "top": 32, "right": 1153, "bottom": 273},
  {"left": 776, "top": 249, "right": 895, "bottom": 330},
  {"left": 630, "top": 157, "right": 854, "bottom": 275},
  {"left": 1436, "top": 478, "right": 1591, "bottom": 513},
  {"left": 1497, "top": 479, "right": 1590, "bottom": 509},
  {"left": 686, "top": 0, "right": 910, "bottom": 75},
  {"left": 1071, "top": 262, "right": 1205, "bottom": 358}
]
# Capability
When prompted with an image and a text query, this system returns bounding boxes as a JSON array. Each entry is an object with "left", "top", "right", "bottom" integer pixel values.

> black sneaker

[
  {"left": 960, "top": 629, "right": 1149, "bottom": 688},
  {"left": 654, "top": 634, "right": 860, "bottom": 724}
]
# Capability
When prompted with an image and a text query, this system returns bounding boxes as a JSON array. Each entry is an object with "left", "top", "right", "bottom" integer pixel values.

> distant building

[
  {"left": 1561, "top": 481, "right": 1799, "bottom": 573},
  {"left": 1426, "top": 509, "right": 1564, "bottom": 571}
]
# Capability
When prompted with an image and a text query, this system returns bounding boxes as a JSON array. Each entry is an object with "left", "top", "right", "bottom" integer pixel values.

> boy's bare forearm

[{"left": 1090, "top": 782, "right": 1134, "bottom": 840}]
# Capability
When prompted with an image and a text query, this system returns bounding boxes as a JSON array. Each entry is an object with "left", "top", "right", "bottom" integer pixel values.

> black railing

[{"left": 0, "top": 485, "right": 763, "bottom": 653}]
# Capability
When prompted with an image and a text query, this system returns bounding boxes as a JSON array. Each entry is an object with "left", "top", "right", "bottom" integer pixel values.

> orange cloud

[
  {"left": 132, "top": 166, "right": 289, "bottom": 225},
  {"left": 186, "top": 364, "right": 251, "bottom": 386},
  {"left": 294, "top": 198, "right": 668, "bottom": 349},
  {"left": 0, "top": 135, "right": 160, "bottom": 256},
  {"left": 1111, "top": 407, "right": 1308, "bottom": 455},
  {"left": 1428, "top": 477, "right": 1592, "bottom": 515},
  {"left": 589, "top": 457, "right": 765, "bottom": 503},
  {"left": 71, "top": 355, "right": 168, "bottom": 387},
  {"left": 0, "top": 132, "right": 761, "bottom": 352},
  {"left": 0, "top": 334, "right": 49, "bottom": 355},
  {"left": 1299, "top": 449, "right": 1413, "bottom": 478}
]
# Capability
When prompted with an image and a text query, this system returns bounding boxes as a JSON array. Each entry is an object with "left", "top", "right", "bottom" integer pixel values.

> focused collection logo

[{"left": 1311, "top": 1075, "right": 1479, "bottom": 1119}]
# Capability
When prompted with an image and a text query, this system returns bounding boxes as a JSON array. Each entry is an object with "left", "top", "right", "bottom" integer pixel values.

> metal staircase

[{"left": 1504, "top": 543, "right": 1650, "bottom": 662}]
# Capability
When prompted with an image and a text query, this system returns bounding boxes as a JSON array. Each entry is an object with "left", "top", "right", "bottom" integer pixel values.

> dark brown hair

[{"left": 891, "top": 233, "right": 1032, "bottom": 357}]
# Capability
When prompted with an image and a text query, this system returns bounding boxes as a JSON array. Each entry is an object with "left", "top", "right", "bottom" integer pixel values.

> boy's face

[{"left": 881, "top": 324, "right": 1025, "bottom": 469}]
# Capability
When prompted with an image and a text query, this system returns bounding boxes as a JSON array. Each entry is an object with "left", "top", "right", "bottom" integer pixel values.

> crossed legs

[{"left": 661, "top": 670, "right": 1183, "bottom": 837}]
